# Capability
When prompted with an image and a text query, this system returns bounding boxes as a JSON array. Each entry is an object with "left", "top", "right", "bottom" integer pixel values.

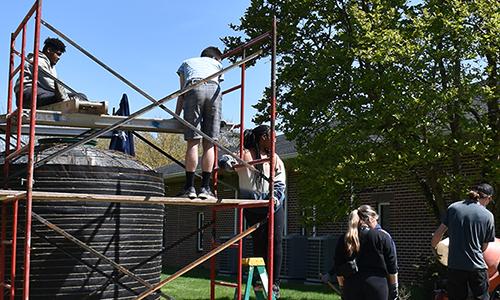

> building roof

[{"left": 156, "top": 134, "right": 296, "bottom": 178}]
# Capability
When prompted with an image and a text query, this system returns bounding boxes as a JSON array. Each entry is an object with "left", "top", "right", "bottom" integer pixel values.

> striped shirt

[{"left": 177, "top": 57, "right": 224, "bottom": 87}]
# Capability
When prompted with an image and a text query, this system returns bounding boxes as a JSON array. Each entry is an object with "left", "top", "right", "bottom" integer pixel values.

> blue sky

[{"left": 0, "top": 1, "right": 272, "bottom": 129}]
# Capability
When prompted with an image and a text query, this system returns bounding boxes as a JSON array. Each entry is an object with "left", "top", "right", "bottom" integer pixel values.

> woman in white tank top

[
  {"left": 219, "top": 124, "right": 286, "bottom": 298},
  {"left": 235, "top": 126, "right": 286, "bottom": 206}
]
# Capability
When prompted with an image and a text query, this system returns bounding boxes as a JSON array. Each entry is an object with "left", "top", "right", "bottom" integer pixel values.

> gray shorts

[{"left": 183, "top": 82, "right": 221, "bottom": 141}]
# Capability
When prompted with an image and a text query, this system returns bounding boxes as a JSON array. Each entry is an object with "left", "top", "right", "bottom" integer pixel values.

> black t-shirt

[{"left": 334, "top": 227, "right": 398, "bottom": 276}]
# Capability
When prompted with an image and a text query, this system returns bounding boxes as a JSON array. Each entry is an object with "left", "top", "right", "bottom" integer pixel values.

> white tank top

[{"left": 237, "top": 154, "right": 286, "bottom": 196}]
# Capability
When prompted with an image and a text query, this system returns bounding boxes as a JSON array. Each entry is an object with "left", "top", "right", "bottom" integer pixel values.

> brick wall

[
  {"left": 162, "top": 174, "right": 239, "bottom": 269},
  {"left": 162, "top": 158, "right": 495, "bottom": 285},
  {"left": 358, "top": 179, "right": 439, "bottom": 285},
  {"left": 284, "top": 168, "right": 303, "bottom": 235}
]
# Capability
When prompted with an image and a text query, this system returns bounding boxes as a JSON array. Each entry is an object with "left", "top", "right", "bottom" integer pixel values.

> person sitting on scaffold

[{"left": 14, "top": 37, "right": 87, "bottom": 109}]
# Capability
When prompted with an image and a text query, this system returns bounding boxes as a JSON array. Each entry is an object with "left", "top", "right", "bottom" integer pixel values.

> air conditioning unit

[
  {"left": 305, "top": 235, "right": 339, "bottom": 282},
  {"left": 281, "top": 234, "right": 307, "bottom": 280},
  {"left": 217, "top": 236, "right": 253, "bottom": 275}
]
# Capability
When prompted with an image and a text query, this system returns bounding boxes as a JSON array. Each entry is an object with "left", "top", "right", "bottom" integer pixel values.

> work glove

[
  {"left": 388, "top": 282, "right": 399, "bottom": 300},
  {"left": 320, "top": 272, "right": 331, "bottom": 284},
  {"left": 218, "top": 154, "right": 237, "bottom": 170}
]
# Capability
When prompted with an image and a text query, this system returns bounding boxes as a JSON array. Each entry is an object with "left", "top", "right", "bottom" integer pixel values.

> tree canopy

[{"left": 224, "top": 0, "right": 499, "bottom": 224}]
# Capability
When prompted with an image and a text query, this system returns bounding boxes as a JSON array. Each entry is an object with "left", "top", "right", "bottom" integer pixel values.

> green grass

[
  {"left": 160, "top": 267, "right": 339, "bottom": 300},
  {"left": 159, "top": 267, "right": 427, "bottom": 299}
]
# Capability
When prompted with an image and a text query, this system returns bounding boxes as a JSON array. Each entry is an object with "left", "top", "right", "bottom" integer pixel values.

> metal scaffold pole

[
  {"left": 1, "top": 1, "right": 279, "bottom": 299},
  {"left": 23, "top": 1, "right": 43, "bottom": 299},
  {"left": 266, "top": 15, "right": 278, "bottom": 300}
]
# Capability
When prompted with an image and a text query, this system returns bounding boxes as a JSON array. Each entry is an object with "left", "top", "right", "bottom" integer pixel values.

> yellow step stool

[{"left": 241, "top": 257, "right": 275, "bottom": 300}]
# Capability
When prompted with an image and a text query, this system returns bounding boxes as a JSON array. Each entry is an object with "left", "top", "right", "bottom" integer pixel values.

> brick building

[{"left": 157, "top": 134, "right": 491, "bottom": 285}]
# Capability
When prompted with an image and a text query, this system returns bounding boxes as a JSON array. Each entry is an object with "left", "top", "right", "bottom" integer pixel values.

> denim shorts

[{"left": 183, "top": 82, "right": 221, "bottom": 141}]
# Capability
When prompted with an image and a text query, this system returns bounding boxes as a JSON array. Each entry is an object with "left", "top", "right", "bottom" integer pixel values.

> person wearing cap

[
  {"left": 431, "top": 183, "right": 496, "bottom": 300},
  {"left": 175, "top": 46, "right": 224, "bottom": 200}
]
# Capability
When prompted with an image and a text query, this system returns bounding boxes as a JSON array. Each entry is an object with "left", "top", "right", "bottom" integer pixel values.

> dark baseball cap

[{"left": 475, "top": 183, "right": 495, "bottom": 203}]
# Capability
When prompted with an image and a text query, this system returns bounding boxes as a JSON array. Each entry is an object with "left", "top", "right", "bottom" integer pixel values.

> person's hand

[
  {"left": 388, "top": 282, "right": 398, "bottom": 300},
  {"left": 320, "top": 272, "right": 331, "bottom": 284}
]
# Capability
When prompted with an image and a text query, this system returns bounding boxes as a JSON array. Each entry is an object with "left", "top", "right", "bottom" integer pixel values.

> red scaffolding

[{"left": 0, "top": 1, "right": 278, "bottom": 299}]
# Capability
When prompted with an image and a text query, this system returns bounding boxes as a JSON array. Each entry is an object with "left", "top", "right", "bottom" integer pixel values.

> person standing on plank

[{"left": 175, "top": 46, "right": 223, "bottom": 200}]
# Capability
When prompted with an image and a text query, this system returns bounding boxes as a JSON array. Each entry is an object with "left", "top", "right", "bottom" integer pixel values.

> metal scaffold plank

[
  {"left": 1, "top": 125, "right": 113, "bottom": 137},
  {"left": 0, "top": 110, "right": 184, "bottom": 134}
]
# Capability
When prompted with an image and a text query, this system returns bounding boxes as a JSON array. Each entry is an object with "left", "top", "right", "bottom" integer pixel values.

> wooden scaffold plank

[{"left": 0, "top": 190, "right": 269, "bottom": 207}]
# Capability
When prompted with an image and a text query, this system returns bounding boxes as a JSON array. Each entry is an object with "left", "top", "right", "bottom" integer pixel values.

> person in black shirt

[{"left": 333, "top": 205, "right": 399, "bottom": 300}]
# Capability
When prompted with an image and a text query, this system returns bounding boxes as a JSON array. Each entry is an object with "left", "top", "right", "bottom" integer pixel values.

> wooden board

[
  {"left": 0, "top": 189, "right": 269, "bottom": 207},
  {"left": 40, "top": 98, "right": 108, "bottom": 115}
]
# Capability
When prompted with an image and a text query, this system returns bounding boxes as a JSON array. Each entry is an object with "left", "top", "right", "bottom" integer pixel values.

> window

[
  {"left": 300, "top": 206, "right": 316, "bottom": 236},
  {"left": 372, "top": 193, "right": 393, "bottom": 232},
  {"left": 377, "top": 202, "right": 390, "bottom": 232},
  {"left": 197, "top": 212, "right": 204, "bottom": 251},
  {"left": 300, "top": 209, "right": 306, "bottom": 236}
]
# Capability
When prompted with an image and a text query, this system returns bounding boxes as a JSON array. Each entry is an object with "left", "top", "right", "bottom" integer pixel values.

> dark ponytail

[
  {"left": 243, "top": 129, "right": 256, "bottom": 150},
  {"left": 243, "top": 125, "right": 270, "bottom": 158},
  {"left": 243, "top": 125, "right": 270, "bottom": 174}
]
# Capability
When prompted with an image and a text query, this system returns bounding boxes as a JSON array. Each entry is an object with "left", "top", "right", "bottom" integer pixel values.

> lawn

[{"left": 160, "top": 268, "right": 339, "bottom": 300}]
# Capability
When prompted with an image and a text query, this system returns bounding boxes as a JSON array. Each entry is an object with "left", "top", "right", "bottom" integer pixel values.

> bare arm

[
  {"left": 431, "top": 224, "right": 448, "bottom": 249},
  {"left": 388, "top": 273, "right": 398, "bottom": 285},
  {"left": 274, "top": 154, "right": 284, "bottom": 172},
  {"left": 233, "top": 149, "right": 253, "bottom": 170},
  {"left": 175, "top": 75, "right": 185, "bottom": 115},
  {"left": 336, "top": 276, "right": 344, "bottom": 287}
]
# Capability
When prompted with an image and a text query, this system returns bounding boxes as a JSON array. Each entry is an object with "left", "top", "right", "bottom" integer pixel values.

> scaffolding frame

[{"left": 0, "top": 1, "right": 278, "bottom": 299}]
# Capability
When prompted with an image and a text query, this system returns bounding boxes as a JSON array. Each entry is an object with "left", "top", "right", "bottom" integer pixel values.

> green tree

[
  {"left": 224, "top": 0, "right": 499, "bottom": 224},
  {"left": 97, "top": 132, "right": 186, "bottom": 169},
  {"left": 98, "top": 129, "right": 240, "bottom": 171},
  {"left": 134, "top": 132, "right": 186, "bottom": 169}
]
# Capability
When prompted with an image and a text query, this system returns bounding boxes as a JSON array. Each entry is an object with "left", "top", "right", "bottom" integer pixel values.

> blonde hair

[
  {"left": 345, "top": 209, "right": 360, "bottom": 255},
  {"left": 345, "top": 205, "right": 379, "bottom": 256}
]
